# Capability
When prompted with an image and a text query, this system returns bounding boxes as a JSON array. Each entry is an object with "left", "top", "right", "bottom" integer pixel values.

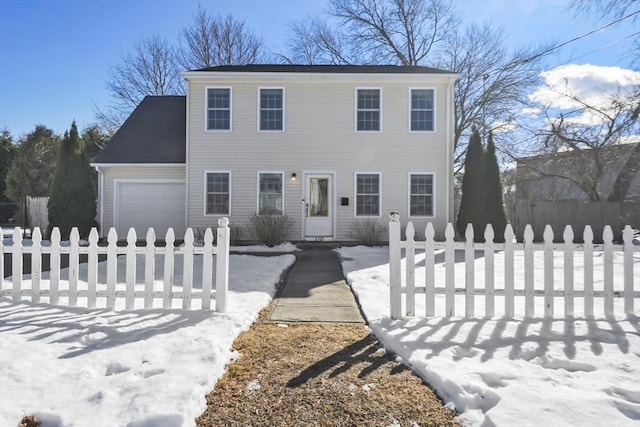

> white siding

[{"left": 186, "top": 71, "right": 456, "bottom": 241}]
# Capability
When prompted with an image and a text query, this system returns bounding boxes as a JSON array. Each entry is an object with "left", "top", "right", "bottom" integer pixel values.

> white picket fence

[
  {"left": 1, "top": 218, "right": 230, "bottom": 312},
  {"left": 389, "top": 214, "right": 639, "bottom": 320}
]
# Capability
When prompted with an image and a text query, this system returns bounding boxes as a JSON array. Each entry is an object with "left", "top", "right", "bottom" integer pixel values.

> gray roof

[
  {"left": 193, "top": 64, "right": 455, "bottom": 74},
  {"left": 94, "top": 96, "right": 186, "bottom": 164}
]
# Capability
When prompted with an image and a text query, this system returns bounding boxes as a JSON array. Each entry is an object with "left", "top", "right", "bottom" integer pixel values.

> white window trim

[
  {"left": 205, "top": 87, "right": 232, "bottom": 132},
  {"left": 408, "top": 87, "right": 436, "bottom": 133},
  {"left": 353, "top": 172, "right": 382, "bottom": 217},
  {"left": 204, "top": 171, "right": 232, "bottom": 216},
  {"left": 355, "top": 87, "right": 383, "bottom": 132},
  {"left": 256, "top": 171, "right": 285, "bottom": 215},
  {"left": 257, "top": 87, "right": 285, "bottom": 132},
  {"left": 407, "top": 172, "right": 436, "bottom": 218}
]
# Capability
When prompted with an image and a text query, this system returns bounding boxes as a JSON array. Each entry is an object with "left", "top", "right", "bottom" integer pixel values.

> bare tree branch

[{"left": 177, "top": 7, "right": 265, "bottom": 70}]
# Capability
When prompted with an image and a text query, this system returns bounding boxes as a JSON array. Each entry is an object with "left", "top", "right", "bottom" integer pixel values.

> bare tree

[
  {"left": 99, "top": 34, "right": 182, "bottom": 129},
  {"left": 177, "top": 6, "right": 265, "bottom": 70},
  {"left": 329, "top": 0, "right": 458, "bottom": 65},
  {"left": 433, "top": 24, "right": 547, "bottom": 162},
  {"left": 569, "top": 0, "right": 640, "bottom": 68},
  {"left": 286, "top": 17, "right": 356, "bottom": 65},
  {"left": 286, "top": 0, "right": 548, "bottom": 167},
  {"left": 528, "top": 81, "right": 640, "bottom": 201}
]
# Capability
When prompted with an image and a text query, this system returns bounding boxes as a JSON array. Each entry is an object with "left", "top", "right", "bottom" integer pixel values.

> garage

[{"left": 115, "top": 180, "right": 185, "bottom": 239}]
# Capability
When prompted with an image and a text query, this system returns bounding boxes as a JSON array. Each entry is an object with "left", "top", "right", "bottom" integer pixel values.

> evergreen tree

[
  {"left": 5, "top": 126, "right": 59, "bottom": 204},
  {"left": 48, "top": 122, "right": 97, "bottom": 239},
  {"left": 0, "top": 130, "right": 15, "bottom": 203},
  {"left": 456, "top": 126, "right": 486, "bottom": 242},
  {"left": 484, "top": 132, "right": 507, "bottom": 242}
]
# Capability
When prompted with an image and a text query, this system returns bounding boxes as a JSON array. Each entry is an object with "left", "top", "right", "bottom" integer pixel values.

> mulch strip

[{"left": 196, "top": 307, "right": 459, "bottom": 426}]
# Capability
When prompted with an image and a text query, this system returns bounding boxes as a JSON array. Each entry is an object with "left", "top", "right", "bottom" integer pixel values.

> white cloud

[{"left": 529, "top": 64, "right": 640, "bottom": 111}]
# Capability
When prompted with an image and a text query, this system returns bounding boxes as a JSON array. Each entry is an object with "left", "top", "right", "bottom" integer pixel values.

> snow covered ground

[
  {"left": 1, "top": 244, "right": 638, "bottom": 426},
  {"left": 338, "top": 246, "right": 640, "bottom": 427},
  {"left": 0, "top": 253, "right": 295, "bottom": 427}
]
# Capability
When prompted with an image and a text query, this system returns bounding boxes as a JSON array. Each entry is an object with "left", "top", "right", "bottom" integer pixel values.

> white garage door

[{"left": 116, "top": 181, "right": 186, "bottom": 239}]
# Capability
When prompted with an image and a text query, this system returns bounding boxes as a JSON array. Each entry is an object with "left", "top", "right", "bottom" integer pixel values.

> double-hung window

[
  {"left": 410, "top": 89, "right": 434, "bottom": 131},
  {"left": 206, "top": 88, "right": 231, "bottom": 130},
  {"left": 259, "top": 88, "right": 284, "bottom": 131},
  {"left": 355, "top": 173, "right": 381, "bottom": 216},
  {"left": 409, "top": 173, "right": 434, "bottom": 216},
  {"left": 258, "top": 172, "right": 283, "bottom": 215},
  {"left": 205, "top": 172, "right": 230, "bottom": 215},
  {"left": 356, "top": 88, "right": 381, "bottom": 131}
]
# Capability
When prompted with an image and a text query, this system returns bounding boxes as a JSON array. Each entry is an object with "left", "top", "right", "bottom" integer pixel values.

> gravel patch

[{"left": 196, "top": 308, "right": 459, "bottom": 426}]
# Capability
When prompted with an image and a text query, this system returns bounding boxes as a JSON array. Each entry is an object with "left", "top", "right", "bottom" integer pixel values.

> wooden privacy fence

[
  {"left": 389, "top": 213, "right": 639, "bottom": 320},
  {"left": 1, "top": 218, "right": 230, "bottom": 312}
]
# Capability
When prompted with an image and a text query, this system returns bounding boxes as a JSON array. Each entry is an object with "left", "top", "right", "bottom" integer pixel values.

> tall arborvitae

[
  {"left": 484, "top": 132, "right": 507, "bottom": 242},
  {"left": 456, "top": 126, "right": 486, "bottom": 241},
  {"left": 48, "top": 122, "right": 97, "bottom": 239}
]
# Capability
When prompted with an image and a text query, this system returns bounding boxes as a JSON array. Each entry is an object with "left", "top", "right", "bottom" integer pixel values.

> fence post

[
  {"left": 163, "top": 228, "right": 175, "bottom": 309},
  {"left": 202, "top": 228, "right": 214, "bottom": 310},
  {"left": 68, "top": 228, "right": 80, "bottom": 307},
  {"left": 50, "top": 228, "right": 61, "bottom": 305},
  {"left": 389, "top": 212, "right": 402, "bottom": 320},
  {"left": 215, "top": 218, "right": 230, "bottom": 313},
  {"left": 583, "top": 226, "right": 594, "bottom": 317},
  {"left": 524, "top": 225, "right": 534, "bottom": 318},
  {"left": 87, "top": 228, "right": 98, "bottom": 309},
  {"left": 465, "top": 224, "right": 475, "bottom": 318},
  {"left": 183, "top": 228, "right": 194, "bottom": 310},
  {"left": 622, "top": 225, "right": 634, "bottom": 316},
  {"left": 144, "top": 228, "right": 156, "bottom": 309},
  {"left": 484, "top": 225, "right": 495, "bottom": 318},
  {"left": 424, "top": 223, "right": 435, "bottom": 317},
  {"left": 543, "top": 225, "right": 554, "bottom": 317},
  {"left": 563, "top": 226, "right": 574, "bottom": 317},
  {"left": 11, "top": 227, "right": 22, "bottom": 302},
  {"left": 106, "top": 228, "right": 117, "bottom": 310},
  {"left": 445, "top": 223, "right": 455, "bottom": 317},
  {"left": 125, "top": 228, "right": 137, "bottom": 310},
  {"left": 405, "top": 222, "right": 416, "bottom": 317},
  {"left": 31, "top": 227, "right": 42, "bottom": 304},
  {"left": 504, "top": 225, "right": 515, "bottom": 318},
  {"left": 603, "top": 226, "right": 614, "bottom": 317}
]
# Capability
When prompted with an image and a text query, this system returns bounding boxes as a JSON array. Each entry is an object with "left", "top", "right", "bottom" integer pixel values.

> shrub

[
  {"left": 194, "top": 223, "right": 241, "bottom": 245},
  {"left": 247, "top": 214, "right": 293, "bottom": 247},
  {"left": 349, "top": 218, "right": 384, "bottom": 246}
]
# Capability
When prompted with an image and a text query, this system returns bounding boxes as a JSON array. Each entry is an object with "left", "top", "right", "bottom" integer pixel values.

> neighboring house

[
  {"left": 93, "top": 65, "right": 458, "bottom": 241},
  {"left": 516, "top": 143, "right": 640, "bottom": 202},
  {"left": 514, "top": 143, "right": 640, "bottom": 241}
]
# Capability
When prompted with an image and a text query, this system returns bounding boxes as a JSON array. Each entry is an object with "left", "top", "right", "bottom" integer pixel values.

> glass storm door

[{"left": 305, "top": 174, "right": 333, "bottom": 238}]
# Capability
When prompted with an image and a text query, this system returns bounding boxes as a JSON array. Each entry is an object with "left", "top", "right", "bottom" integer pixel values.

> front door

[{"left": 305, "top": 174, "right": 333, "bottom": 238}]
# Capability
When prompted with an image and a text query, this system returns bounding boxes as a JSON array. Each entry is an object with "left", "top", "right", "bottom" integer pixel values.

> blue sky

[{"left": 0, "top": 0, "right": 637, "bottom": 138}]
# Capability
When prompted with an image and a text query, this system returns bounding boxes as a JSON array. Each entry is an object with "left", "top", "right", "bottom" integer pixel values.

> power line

[
  {"left": 523, "top": 9, "right": 640, "bottom": 64},
  {"left": 558, "top": 31, "right": 640, "bottom": 66}
]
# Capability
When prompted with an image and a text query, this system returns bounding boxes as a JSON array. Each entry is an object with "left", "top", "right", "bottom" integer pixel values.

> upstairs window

[
  {"left": 258, "top": 172, "right": 283, "bottom": 215},
  {"left": 259, "top": 88, "right": 284, "bottom": 131},
  {"left": 409, "top": 173, "right": 434, "bottom": 217},
  {"left": 207, "top": 88, "right": 231, "bottom": 130},
  {"left": 355, "top": 173, "right": 381, "bottom": 216},
  {"left": 410, "top": 89, "right": 434, "bottom": 131},
  {"left": 205, "top": 172, "right": 230, "bottom": 215},
  {"left": 356, "top": 89, "right": 381, "bottom": 131}
]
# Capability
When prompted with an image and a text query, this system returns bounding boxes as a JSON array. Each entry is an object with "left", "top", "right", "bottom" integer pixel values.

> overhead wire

[{"left": 521, "top": 9, "right": 640, "bottom": 64}]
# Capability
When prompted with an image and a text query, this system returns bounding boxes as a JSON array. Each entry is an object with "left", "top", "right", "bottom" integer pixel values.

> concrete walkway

[{"left": 268, "top": 245, "right": 364, "bottom": 323}]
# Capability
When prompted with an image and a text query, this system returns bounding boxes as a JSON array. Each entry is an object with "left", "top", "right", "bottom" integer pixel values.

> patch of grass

[{"left": 195, "top": 307, "right": 459, "bottom": 427}]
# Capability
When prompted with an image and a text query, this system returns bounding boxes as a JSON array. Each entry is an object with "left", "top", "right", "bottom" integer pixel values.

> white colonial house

[{"left": 92, "top": 65, "right": 458, "bottom": 241}]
